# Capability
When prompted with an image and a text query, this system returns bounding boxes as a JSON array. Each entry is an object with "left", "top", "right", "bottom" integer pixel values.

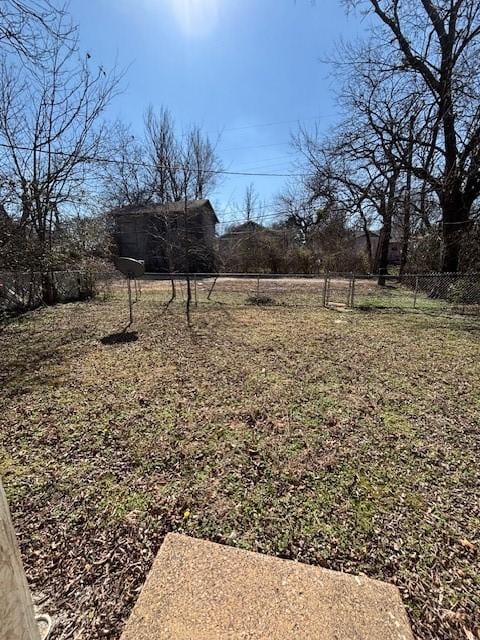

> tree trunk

[
  {"left": 440, "top": 193, "right": 469, "bottom": 273},
  {"left": 400, "top": 116, "right": 415, "bottom": 275},
  {"left": 376, "top": 176, "right": 396, "bottom": 286},
  {"left": 376, "top": 222, "right": 392, "bottom": 286},
  {"left": 399, "top": 210, "right": 410, "bottom": 276},
  {"left": 41, "top": 270, "right": 56, "bottom": 305},
  {"left": 360, "top": 214, "right": 373, "bottom": 271},
  {"left": 419, "top": 183, "right": 431, "bottom": 230}
]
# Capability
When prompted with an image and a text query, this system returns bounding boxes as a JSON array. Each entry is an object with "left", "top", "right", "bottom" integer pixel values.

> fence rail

[
  {"left": 132, "top": 271, "right": 480, "bottom": 314},
  {"left": 3, "top": 270, "right": 479, "bottom": 315}
]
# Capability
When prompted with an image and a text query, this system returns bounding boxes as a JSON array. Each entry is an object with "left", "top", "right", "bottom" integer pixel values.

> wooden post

[
  {"left": 0, "top": 480, "right": 40, "bottom": 640},
  {"left": 413, "top": 275, "right": 419, "bottom": 308},
  {"left": 193, "top": 274, "right": 198, "bottom": 308}
]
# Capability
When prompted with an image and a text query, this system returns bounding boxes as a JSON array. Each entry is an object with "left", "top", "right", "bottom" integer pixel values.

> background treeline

[
  {"left": 0, "top": 1, "right": 221, "bottom": 296},
  {"left": 267, "top": 0, "right": 480, "bottom": 275},
  {"left": 1, "top": 0, "right": 480, "bottom": 300}
]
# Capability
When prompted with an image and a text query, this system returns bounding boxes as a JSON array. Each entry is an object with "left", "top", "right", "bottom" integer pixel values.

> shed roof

[{"left": 110, "top": 199, "right": 219, "bottom": 224}]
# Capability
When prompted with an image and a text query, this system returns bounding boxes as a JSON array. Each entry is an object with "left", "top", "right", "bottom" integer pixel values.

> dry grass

[{"left": 1, "top": 292, "right": 479, "bottom": 639}]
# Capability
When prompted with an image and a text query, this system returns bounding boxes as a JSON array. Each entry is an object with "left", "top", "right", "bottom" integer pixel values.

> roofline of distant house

[
  {"left": 354, "top": 229, "right": 404, "bottom": 242},
  {"left": 109, "top": 199, "right": 219, "bottom": 224},
  {"left": 353, "top": 230, "right": 380, "bottom": 239}
]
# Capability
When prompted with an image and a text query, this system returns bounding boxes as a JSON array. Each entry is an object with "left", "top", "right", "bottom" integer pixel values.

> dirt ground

[{"left": 1, "top": 292, "right": 479, "bottom": 639}]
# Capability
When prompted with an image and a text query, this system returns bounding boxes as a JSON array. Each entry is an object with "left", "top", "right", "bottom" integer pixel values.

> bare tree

[
  {"left": 0, "top": 0, "right": 72, "bottom": 62},
  {"left": 296, "top": 21, "right": 464, "bottom": 279},
  {"left": 102, "top": 121, "right": 151, "bottom": 207},
  {"left": 344, "top": 0, "right": 480, "bottom": 272},
  {"left": 144, "top": 106, "right": 183, "bottom": 203},
  {"left": 276, "top": 181, "right": 323, "bottom": 243},
  {"left": 232, "top": 184, "right": 263, "bottom": 271},
  {"left": 399, "top": 115, "right": 415, "bottom": 274},
  {"left": 0, "top": 11, "right": 121, "bottom": 300},
  {"left": 188, "top": 125, "right": 221, "bottom": 200},
  {"left": 295, "top": 119, "right": 403, "bottom": 282},
  {"left": 104, "top": 106, "right": 221, "bottom": 320},
  {"left": 144, "top": 105, "right": 221, "bottom": 204},
  {"left": 242, "top": 183, "right": 258, "bottom": 222}
]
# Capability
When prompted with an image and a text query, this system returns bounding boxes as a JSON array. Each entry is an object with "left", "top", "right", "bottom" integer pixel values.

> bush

[
  {"left": 446, "top": 279, "right": 480, "bottom": 304},
  {"left": 246, "top": 294, "right": 276, "bottom": 306}
]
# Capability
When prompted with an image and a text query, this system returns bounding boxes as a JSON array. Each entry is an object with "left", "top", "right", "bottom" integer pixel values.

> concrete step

[{"left": 121, "top": 533, "right": 413, "bottom": 640}]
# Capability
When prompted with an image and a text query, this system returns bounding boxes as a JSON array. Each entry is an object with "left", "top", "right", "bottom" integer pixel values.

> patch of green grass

[{"left": 1, "top": 297, "right": 479, "bottom": 640}]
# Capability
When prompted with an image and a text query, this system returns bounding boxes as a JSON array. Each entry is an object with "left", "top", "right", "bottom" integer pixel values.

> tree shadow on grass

[
  {"left": 2, "top": 313, "right": 97, "bottom": 393},
  {"left": 0, "top": 306, "right": 43, "bottom": 335},
  {"left": 100, "top": 330, "right": 138, "bottom": 345},
  {"left": 355, "top": 304, "right": 480, "bottom": 335}
]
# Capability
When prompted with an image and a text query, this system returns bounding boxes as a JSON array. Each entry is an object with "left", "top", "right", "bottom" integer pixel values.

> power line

[
  {"left": 219, "top": 141, "right": 292, "bottom": 153},
  {"left": 111, "top": 205, "right": 312, "bottom": 228},
  {"left": 0, "top": 141, "right": 312, "bottom": 179},
  {"left": 221, "top": 115, "right": 335, "bottom": 133},
  {"left": 217, "top": 228, "right": 288, "bottom": 237},
  {"left": 219, "top": 211, "right": 298, "bottom": 225},
  {"left": 229, "top": 153, "right": 300, "bottom": 168},
  {"left": 3, "top": 142, "right": 465, "bottom": 227},
  {"left": 216, "top": 200, "right": 285, "bottom": 217}
]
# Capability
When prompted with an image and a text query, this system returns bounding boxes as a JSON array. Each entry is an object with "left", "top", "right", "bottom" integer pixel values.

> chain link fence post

[
  {"left": 413, "top": 275, "right": 419, "bottom": 308},
  {"left": 322, "top": 272, "right": 328, "bottom": 307}
]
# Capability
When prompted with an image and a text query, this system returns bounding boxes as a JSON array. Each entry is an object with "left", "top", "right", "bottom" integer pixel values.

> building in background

[
  {"left": 110, "top": 199, "right": 218, "bottom": 273},
  {"left": 353, "top": 229, "right": 402, "bottom": 267}
]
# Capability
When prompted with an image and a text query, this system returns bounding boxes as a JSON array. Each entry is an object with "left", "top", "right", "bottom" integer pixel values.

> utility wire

[
  {"left": 219, "top": 141, "right": 292, "bottom": 153},
  {"left": 112, "top": 209, "right": 309, "bottom": 234},
  {"left": 0, "top": 141, "right": 313, "bottom": 179},
  {"left": 221, "top": 115, "right": 334, "bottom": 133},
  {"left": 1, "top": 142, "right": 467, "bottom": 226},
  {"left": 219, "top": 210, "right": 311, "bottom": 225}
]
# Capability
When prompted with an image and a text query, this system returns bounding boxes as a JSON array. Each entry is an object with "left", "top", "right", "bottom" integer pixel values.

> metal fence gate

[{"left": 323, "top": 273, "right": 355, "bottom": 308}]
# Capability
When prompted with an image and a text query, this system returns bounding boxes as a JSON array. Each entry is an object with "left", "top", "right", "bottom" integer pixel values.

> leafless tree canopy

[
  {"left": 0, "top": 0, "right": 73, "bottom": 61},
  {"left": 102, "top": 121, "right": 152, "bottom": 208},
  {"left": 144, "top": 106, "right": 221, "bottom": 203},
  {"left": 283, "top": 1, "right": 480, "bottom": 274},
  {"left": 103, "top": 106, "right": 222, "bottom": 209},
  {"left": 2, "top": 0, "right": 480, "bottom": 283},
  {"left": 339, "top": 0, "right": 480, "bottom": 271},
  {"left": 0, "top": 7, "right": 120, "bottom": 283}
]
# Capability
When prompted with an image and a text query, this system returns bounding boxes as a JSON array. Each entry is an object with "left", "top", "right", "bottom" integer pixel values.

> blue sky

[{"left": 69, "top": 0, "right": 366, "bottom": 226}]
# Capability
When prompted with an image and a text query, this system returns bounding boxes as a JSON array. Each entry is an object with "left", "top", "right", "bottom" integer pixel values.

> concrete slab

[{"left": 121, "top": 533, "right": 414, "bottom": 640}]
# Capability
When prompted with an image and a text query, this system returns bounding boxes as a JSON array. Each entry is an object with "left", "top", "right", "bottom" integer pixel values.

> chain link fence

[
  {"left": 4, "top": 270, "right": 479, "bottom": 316},
  {"left": 0, "top": 269, "right": 115, "bottom": 313},
  {"left": 130, "top": 272, "right": 480, "bottom": 315},
  {"left": 351, "top": 272, "right": 480, "bottom": 313},
  {"left": 133, "top": 274, "right": 327, "bottom": 308}
]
